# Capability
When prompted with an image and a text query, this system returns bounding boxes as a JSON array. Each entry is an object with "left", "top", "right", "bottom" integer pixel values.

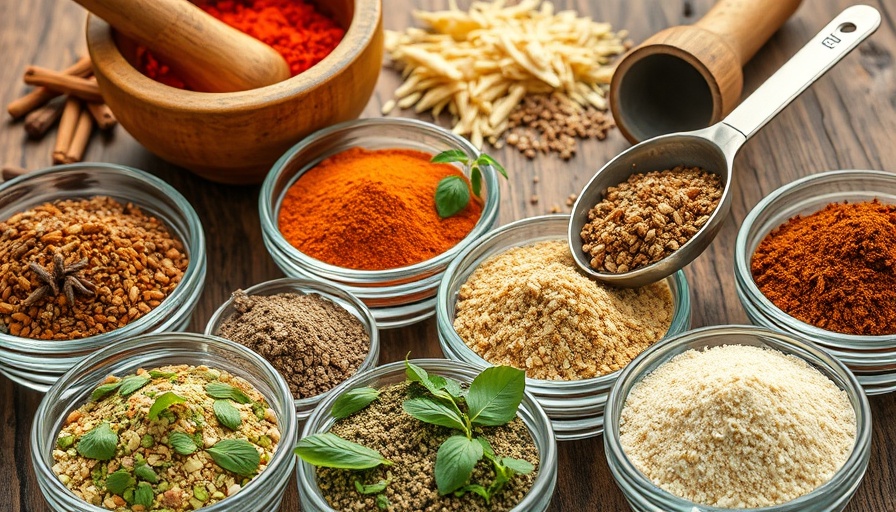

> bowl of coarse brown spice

[
  {"left": 437, "top": 215, "right": 691, "bottom": 440},
  {"left": 0, "top": 164, "right": 206, "bottom": 392},
  {"left": 735, "top": 170, "right": 896, "bottom": 396},
  {"left": 604, "top": 325, "right": 871, "bottom": 512},
  {"left": 260, "top": 118, "right": 501, "bottom": 329},
  {"left": 295, "top": 358, "right": 558, "bottom": 512},
  {"left": 31, "top": 332, "right": 298, "bottom": 512},
  {"left": 205, "top": 277, "right": 379, "bottom": 420}
]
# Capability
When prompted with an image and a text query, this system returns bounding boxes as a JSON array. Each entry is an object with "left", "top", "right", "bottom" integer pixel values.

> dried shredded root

[{"left": 383, "top": 0, "right": 627, "bottom": 148}]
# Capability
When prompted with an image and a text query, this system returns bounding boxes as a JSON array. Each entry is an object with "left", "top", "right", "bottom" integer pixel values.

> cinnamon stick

[
  {"left": 64, "top": 110, "right": 94, "bottom": 164},
  {"left": 23, "top": 66, "right": 103, "bottom": 103},
  {"left": 7, "top": 56, "right": 92, "bottom": 119},
  {"left": 1, "top": 166, "right": 29, "bottom": 181},
  {"left": 85, "top": 102, "right": 117, "bottom": 130},
  {"left": 53, "top": 98, "right": 82, "bottom": 164},
  {"left": 24, "top": 96, "right": 66, "bottom": 139}
]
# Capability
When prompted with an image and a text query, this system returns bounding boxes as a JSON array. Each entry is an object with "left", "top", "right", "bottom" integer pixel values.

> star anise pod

[{"left": 21, "top": 251, "right": 97, "bottom": 307}]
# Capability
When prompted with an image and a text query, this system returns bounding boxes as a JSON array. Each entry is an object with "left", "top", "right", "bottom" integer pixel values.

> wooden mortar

[{"left": 610, "top": 0, "right": 803, "bottom": 143}]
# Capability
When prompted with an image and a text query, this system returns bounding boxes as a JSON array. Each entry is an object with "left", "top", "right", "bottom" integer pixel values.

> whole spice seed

[
  {"left": 278, "top": 147, "right": 481, "bottom": 270},
  {"left": 52, "top": 364, "right": 280, "bottom": 511},
  {"left": 505, "top": 93, "right": 615, "bottom": 160},
  {"left": 619, "top": 345, "right": 856, "bottom": 508},
  {"left": 751, "top": 200, "right": 896, "bottom": 335},
  {"left": 580, "top": 166, "right": 722, "bottom": 273},
  {"left": 316, "top": 381, "right": 538, "bottom": 511},
  {"left": 453, "top": 240, "right": 673, "bottom": 380},
  {"left": 0, "top": 196, "right": 188, "bottom": 340},
  {"left": 215, "top": 291, "right": 370, "bottom": 399},
  {"left": 138, "top": 0, "right": 344, "bottom": 89}
]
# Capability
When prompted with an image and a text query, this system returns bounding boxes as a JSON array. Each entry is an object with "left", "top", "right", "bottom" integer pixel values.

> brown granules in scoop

[
  {"left": 319, "top": 381, "right": 538, "bottom": 511},
  {"left": 504, "top": 94, "right": 615, "bottom": 160},
  {"left": 453, "top": 240, "right": 673, "bottom": 380},
  {"left": 619, "top": 345, "right": 856, "bottom": 508},
  {"left": 580, "top": 166, "right": 722, "bottom": 273},
  {"left": 216, "top": 291, "right": 369, "bottom": 399},
  {"left": 0, "top": 196, "right": 188, "bottom": 340}
]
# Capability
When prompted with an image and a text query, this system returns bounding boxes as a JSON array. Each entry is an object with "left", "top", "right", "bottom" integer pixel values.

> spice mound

[
  {"left": 138, "top": 0, "right": 345, "bottom": 89},
  {"left": 52, "top": 364, "right": 281, "bottom": 511},
  {"left": 453, "top": 240, "right": 673, "bottom": 380},
  {"left": 0, "top": 196, "right": 188, "bottom": 340},
  {"left": 580, "top": 166, "right": 722, "bottom": 273},
  {"left": 751, "top": 199, "right": 896, "bottom": 336},
  {"left": 317, "top": 381, "right": 538, "bottom": 511},
  {"left": 619, "top": 345, "right": 856, "bottom": 508},
  {"left": 216, "top": 290, "right": 370, "bottom": 399},
  {"left": 278, "top": 147, "right": 482, "bottom": 270}
]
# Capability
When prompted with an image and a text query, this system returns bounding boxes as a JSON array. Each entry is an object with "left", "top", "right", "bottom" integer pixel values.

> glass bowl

[
  {"left": 259, "top": 118, "right": 500, "bottom": 329},
  {"left": 603, "top": 325, "right": 871, "bottom": 512},
  {"left": 437, "top": 215, "right": 691, "bottom": 440},
  {"left": 296, "top": 358, "right": 558, "bottom": 512},
  {"left": 0, "top": 164, "right": 206, "bottom": 392},
  {"left": 31, "top": 332, "right": 299, "bottom": 512},
  {"left": 734, "top": 170, "right": 896, "bottom": 395},
  {"left": 205, "top": 277, "right": 380, "bottom": 421}
]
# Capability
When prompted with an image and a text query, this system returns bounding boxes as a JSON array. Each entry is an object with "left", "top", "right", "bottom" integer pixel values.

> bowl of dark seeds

[{"left": 205, "top": 277, "right": 379, "bottom": 420}]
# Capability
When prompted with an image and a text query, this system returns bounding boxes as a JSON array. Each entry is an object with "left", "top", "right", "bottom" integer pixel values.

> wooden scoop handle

[
  {"left": 696, "top": 0, "right": 803, "bottom": 65},
  {"left": 73, "top": 0, "right": 291, "bottom": 92}
]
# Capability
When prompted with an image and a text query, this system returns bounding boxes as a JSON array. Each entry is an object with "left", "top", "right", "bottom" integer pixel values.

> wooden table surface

[{"left": 2, "top": 0, "right": 895, "bottom": 510}]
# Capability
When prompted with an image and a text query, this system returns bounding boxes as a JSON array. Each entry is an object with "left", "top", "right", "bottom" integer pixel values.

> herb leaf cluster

[{"left": 432, "top": 150, "right": 508, "bottom": 218}]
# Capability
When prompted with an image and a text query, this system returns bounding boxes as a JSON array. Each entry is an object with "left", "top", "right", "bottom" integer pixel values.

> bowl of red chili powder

[
  {"left": 259, "top": 118, "right": 501, "bottom": 329},
  {"left": 85, "top": 0, "right": 383, "bottom": 184},
  {"left": 734, "top": 169, "right": 896, "bottom": 395}
]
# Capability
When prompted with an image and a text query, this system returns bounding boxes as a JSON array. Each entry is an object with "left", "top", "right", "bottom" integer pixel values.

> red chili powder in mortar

[{"left": 137, "top": 0, "right": 344, "bottom": 89}]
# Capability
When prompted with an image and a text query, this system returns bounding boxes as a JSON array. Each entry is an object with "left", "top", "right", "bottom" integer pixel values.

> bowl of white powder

[{"left": 603, "top": 325, "right": 871, "bottom": 511}]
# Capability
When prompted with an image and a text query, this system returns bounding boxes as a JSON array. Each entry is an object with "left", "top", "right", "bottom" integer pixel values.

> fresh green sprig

[
  {"left": 432, "top": 150, "right": 508, "bottom": 218},
  {"left": 331, "top": 387, "right": 380, "bottom": 419},
  {"left": 294, "top": 433, "right": 391, "bottom": 470}
]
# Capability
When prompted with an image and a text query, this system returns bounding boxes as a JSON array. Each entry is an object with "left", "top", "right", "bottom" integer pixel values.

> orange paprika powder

[
  {"left": 278, "top": 147, "right": 483, "bottom": 270},
  {"left": 138, "top": 0, "right": 344, "bottom": 89}
]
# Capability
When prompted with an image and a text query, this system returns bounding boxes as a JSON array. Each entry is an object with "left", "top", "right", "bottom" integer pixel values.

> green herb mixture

[{"left": 52, "top": 364, "right": 280, "bottom": 511}]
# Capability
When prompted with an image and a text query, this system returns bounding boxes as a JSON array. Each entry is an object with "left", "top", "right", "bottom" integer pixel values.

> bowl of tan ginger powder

[{"left": 604, "top": 325, "right": 871, "bottom": 512}]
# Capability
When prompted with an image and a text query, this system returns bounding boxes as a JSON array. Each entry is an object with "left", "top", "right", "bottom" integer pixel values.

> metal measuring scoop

[{"left": 568, "top": 5, "right": 881, "bottom": 288}]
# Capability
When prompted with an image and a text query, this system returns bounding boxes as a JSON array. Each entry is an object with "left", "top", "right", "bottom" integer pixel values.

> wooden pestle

[
  {"left": 72, "top": 0, "right": 291, "bottom": 92},
  {"left": 610, "top": 0, "right": 803, "bottom": 143}
]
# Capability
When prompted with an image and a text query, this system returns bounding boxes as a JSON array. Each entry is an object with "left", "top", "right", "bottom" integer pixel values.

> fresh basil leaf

[
  {"left": 403, "top": 398, "right": 468, "bottom": 434},
  {"left": 376, "top": 494, "right": 390, "bottom": 510},
  {"left": 330, "top": 387, "right": 379, "bottom": 419},
  {"left": 471, "top": 167, "right": 482, "bottom": 197},
  {"left": 149, "top": 370, "right": 176, "bottom": 379},
  {"left": 134, "top": 482, "right": 154, "bottom": 508},
  {"left": 76, "top": 422, "right": 118, "bottom": 460},
  {"left": 134, "top": 464, "right": 158, "bottom": 484},
  {"left": 148, "top": 392, "right": 186, "bottom": 420},
  {"left": 475, "top": 437, "right": 495, "bottom": 460},
  {"left": 404, "top": 360, "right": 452, "bottom": 400},
  {"left": 467, "top": 366, "right": 525, "bottom": 427},
  {"left": 213, "top": 400, "right": 242, "bottom": 430},
  {"left": 91, "top": 381, "right": 121, "bottom": 401},
  {"left": 354, "top": 479, "right": 389, "bottom": 495},
  {"left": 501, "top": 456, "right": 535, "bottom": 474},
  {"left": 440, "top": 377, "right": 465, "bottom": 399},
  {"left": 207, "top": 439, "right": 261, "bottom": 476},
  {"left": 430, "top": 149, "right": 469, "bottom": 164},
  {"left": 205, "top": 382, "right": 251, "bottom": 404},
  {"left": 477, "top": 153, "right": 507, "bottom": 179},
  {"left": 435, "top": 435, "right": 484, "bottom": 495},
  {"left": 118, "top": 375, "right": 150, "bottom": 396},
  {"left": 435, "top": 175, "right": 470, "bottom": 219},
  {"left": 294, "top": 433, "right": 391, "bottom": 470},
  {"left": 168, "top": 431, "right": 198, "bottom": 455},
  {"left": 104, "top": 469, "right": 134, "bottom": 495}
]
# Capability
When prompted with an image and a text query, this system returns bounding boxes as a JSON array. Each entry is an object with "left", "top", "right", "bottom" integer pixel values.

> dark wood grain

[{"left": 2, "top": 0, "right": 895, "bottom": 510}]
